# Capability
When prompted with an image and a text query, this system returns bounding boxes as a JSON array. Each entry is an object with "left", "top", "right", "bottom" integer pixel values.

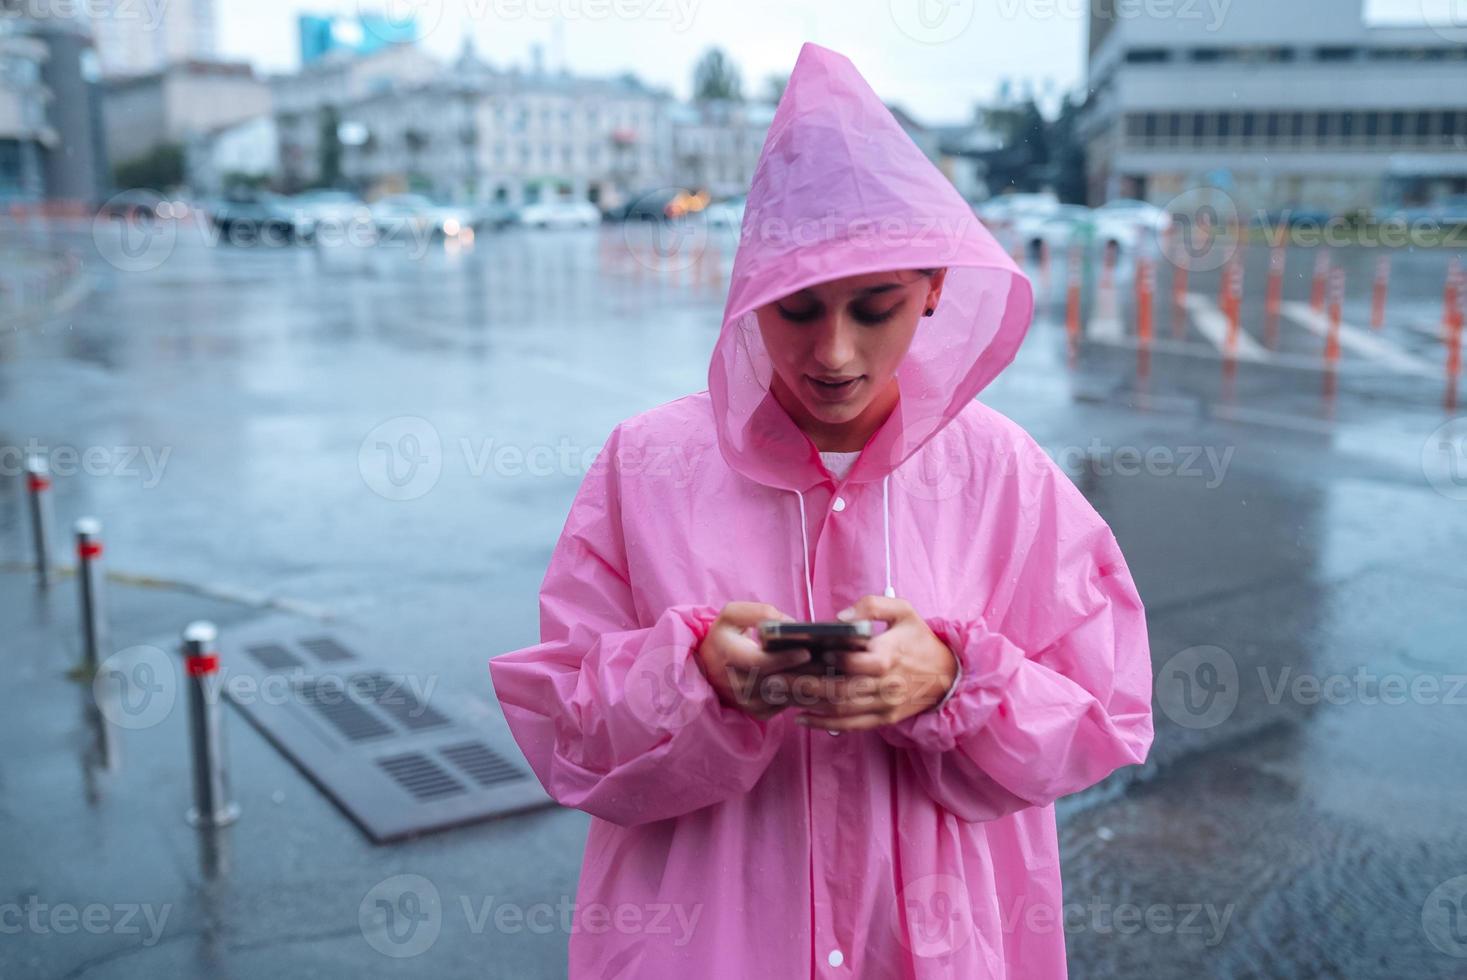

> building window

[
  {"left": 1265, "top": 112, "right": 1282, "bottom": 141},
  {"left": 1390, "top": 111, "right": 1407, "bottom": 137},
  {"left": 1125, "top": 48, "right": 1170, "bottom": 64},
  {"left": 1216, "top": 113, "right": 1232, "bottom": 140},
  {"left": 1314, "top": 46, "right": 1358, "bottom": 62},
  {"left": 1365, "top": 112, "right": 1380, "bottom": 138},
  {"left": 1190, "top": 113, "right": 1206, "bottom": 141},
  {"left": 1188, "top": 48, "right": 1224, "bottom": 63},
  {"left": 1339, "top": 112, "right": 1354, "bottom": 140},
  {"left": 1291, "top": 112, "right": 1307, "bottom": 140}
]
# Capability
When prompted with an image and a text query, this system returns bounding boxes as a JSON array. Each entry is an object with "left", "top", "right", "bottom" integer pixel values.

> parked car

[
  {"left": 370, "top": 194, "right": 474, "bottom": 241},
  {"left": 611, "top": 188, "right": 691, "bottom": 223},
  {"left": 286, "top": 190, "right": 370, "bottom": 241},
  {"left": 472, "top": 201, "right": 522, "bottom": 231},
  {"left": 976, "top": 192, "right": 1060, "bottom": 230},
  {"left": 1017, "top": 204, "right": 1094, "bottom": 254},
  {"left": 517, "top": 198, "right": 602, "bottom": 229},
  {"left": 1092, "top": 198, "right": 1173, "bottom": 251},
  {"left": 209, "top": 192, "right": 296, "bottom": 243},
  {"left": 98, "top": 190, "right": 170, "bottom": 223}
]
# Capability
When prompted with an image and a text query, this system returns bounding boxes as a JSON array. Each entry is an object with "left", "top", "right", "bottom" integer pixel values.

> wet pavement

[{"left": 2, "top": 217, "right": 1466, "bottom": 977}]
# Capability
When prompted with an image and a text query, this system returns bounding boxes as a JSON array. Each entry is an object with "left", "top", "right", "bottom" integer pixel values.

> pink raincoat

[{"left": 489, "top": 41, "right": 1154, "bottom": 979}]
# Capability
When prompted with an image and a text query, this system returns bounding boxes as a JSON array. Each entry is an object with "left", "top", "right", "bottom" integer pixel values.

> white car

[
  {"left": 286, "top": 190, "right": 370, "bottom": 241},
  {"left": 1018, "top": 204, "right": 1095, "bottom": 254},
  {"left": 976, "top": 192, "right": 1060, "bottom": 231},
  {"left": 371, "top": 194, "right": 474, "bottom": 240},
  {"left": 1092, "top": 199, "right": 1173, "bottom": 251},
  {"left": 518, "top": 199, "right": 601, "bottom": 229}
]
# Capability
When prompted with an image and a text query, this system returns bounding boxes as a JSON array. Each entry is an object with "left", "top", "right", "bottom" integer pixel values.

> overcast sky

[{"left": 215, "top": 0, "right": 1452, "bottom": 126}]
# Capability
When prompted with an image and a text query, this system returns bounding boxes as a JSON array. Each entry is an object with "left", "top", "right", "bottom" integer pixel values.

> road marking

[
  {"left": 1280, "top": 302, "right": 1437, "bottom": 377},
  {"left": 1182, "top": 294, "right": 1270, "bottom": 362},
  {"left": 1087, "top": 285, "right": 1125, "bottom": 341}
]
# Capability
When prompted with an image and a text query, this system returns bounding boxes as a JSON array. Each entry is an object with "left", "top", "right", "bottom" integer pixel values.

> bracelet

[{"left": 933, "top": 654, "right": 963, "bottom": 710}]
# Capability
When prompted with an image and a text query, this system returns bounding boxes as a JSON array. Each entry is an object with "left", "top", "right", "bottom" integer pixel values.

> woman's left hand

[{"left": 793, "top": 595, "right": 959, "bottom": 732}]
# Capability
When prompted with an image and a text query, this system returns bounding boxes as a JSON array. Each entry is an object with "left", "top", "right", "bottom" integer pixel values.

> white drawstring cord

[
  {"left": 881, "top": 474, "right": 896, "bottom": 599},
  {"left": 794, "top": 488, "right": 815, "bottom": 619},
  {"left": 792, "top": 475, "right": 896, "bottom": 617}
]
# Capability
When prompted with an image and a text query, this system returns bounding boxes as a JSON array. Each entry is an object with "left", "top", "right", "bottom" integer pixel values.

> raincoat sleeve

[
  {"left": 877, "top": 434, "right": 1154, "bottom": 823},
  {"left": 488, "top": 423, "right": 786, "bottom": 829}
]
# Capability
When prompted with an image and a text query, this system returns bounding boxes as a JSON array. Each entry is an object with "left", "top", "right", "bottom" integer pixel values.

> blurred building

[
  {"left": 275, "top": 41, "right": 674, "bottom": 207},
  {"left": 298, "top": 12, "right": 418, "bottom": 65},
  {"left": 0, "top": 23, "right": 51, "bottom": 200},
  {"left": 185, "top": 116, "right": 278, "bottom": 196},
  {"left": 0, "top": 10, "right": 107, "bottom": 204},
  {"left": 1082, "top": 0, "right": 1467, "bottom": 210},
  {"left": 103, "top": 60, "right": 269, "bottom": 176},
  {"left": 271, "top": 42, "right": 444, "bottom": 189},
  {"left": 90, "top": 0, "right": 216, "bottom": 78},
  {"left": 669, "top": 99, "right": 775, "bottom": 200}
]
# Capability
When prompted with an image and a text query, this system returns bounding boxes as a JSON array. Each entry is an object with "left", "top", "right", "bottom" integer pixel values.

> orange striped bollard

[
  {"left": 1310, "top": 250, "right": 1330, "bottom": 313},
  {"left": 1224, "top": 260, "right": 1244, "bottom": 360},
  {"left": 1443, "top": 258, "right": 1463, "bottom": 342},
  {"left": 1264, "top": 246, "right": 1285, "bottom": 348},
  {"left": 1065, "top": 245, "right": 1082, "bottom": 355},
  {"left": 1136, "top": 254, "right": 1156, "bottom": 347},
  {"left": 1325, "top": 268, "right": 1344, "bottom": 368},
  {"left": 1371, "top": 254, "right": 1390, "bottom": 331}
]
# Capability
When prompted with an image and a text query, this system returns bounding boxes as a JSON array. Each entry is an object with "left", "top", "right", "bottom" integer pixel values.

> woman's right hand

[{"left": 695, "top": 602, "right": 812, "bottom": 722}]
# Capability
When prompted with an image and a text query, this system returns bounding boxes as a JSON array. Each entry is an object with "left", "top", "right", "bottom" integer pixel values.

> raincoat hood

[{"left": 709, "top": 41, "right": 1035, "bottom": 493}]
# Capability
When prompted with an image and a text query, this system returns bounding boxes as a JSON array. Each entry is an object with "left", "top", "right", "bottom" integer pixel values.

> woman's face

[{"left": 755, "top": 268, "right": 946, "bottom": 429}]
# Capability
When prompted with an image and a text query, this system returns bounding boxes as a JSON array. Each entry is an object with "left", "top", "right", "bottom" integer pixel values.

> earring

[{"left": 923, "top": 307, "right": 935, "bottom": 317}]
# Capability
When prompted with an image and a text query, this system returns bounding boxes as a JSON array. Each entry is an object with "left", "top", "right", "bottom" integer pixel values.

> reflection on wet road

[{"left": 2, "top": 220, "right": 1465, "bottom": 976}]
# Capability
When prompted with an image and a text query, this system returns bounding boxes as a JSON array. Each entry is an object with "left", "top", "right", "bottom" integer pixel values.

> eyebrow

[{"left": 791, "top": 283, "right": 903, "bottom": 299}]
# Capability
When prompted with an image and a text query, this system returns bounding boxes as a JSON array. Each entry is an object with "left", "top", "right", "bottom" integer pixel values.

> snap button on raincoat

[{"left": 489, "top": 41, "right": 1154, "bottom": 979}]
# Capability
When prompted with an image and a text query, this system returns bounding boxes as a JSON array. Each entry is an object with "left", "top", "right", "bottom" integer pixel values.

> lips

[{"left": 804, "top": 374, "right": 864, "bottom": 402}]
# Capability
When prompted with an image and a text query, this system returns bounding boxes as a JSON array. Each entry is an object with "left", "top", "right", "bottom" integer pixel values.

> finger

[
  {"left": 721, "top": 601, "right": 795, "bottom": 631},
  {"left": 725, "top": 641, "right": 809, "bottom": 673},
  {"left": 838, "top": 594, "right": 913, "bottom": 627},
  {"left": 796, "top": 710, "right": 888, "bottom": 732}
]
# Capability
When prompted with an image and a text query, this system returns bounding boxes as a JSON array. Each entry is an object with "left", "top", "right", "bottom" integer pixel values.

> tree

[
  {"left": 318, "top": 105, "right": 342, "bottom": 187},
  {"left": 1049, "top": 94, "right": 1088, "bottom": 204},
  {"left": 114, "top": 143, "right": 185, "bottom": 191},
  {"left": 693, "top": 48, "right": 742, "bottom": 103},
  {"left": 764, "top": 74, "right": 787, "bottom": 105}
]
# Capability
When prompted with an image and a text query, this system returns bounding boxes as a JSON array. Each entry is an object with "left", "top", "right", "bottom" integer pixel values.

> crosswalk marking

[
  {"left": 1279, "top": 302, "right": 1437, "bottom": 377},
  {"left": 1182, "top": 294, "right": 1270, "bottom": 362}
]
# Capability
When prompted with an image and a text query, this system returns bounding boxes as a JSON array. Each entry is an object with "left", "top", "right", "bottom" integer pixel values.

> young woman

[{"left": 490, "top": 41, "right": 1154, "bottom": 979}]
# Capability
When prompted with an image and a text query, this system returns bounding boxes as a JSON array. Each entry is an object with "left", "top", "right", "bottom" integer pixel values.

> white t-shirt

[{"left": 819, "top": 450, "right": 862, "bottom": 480}]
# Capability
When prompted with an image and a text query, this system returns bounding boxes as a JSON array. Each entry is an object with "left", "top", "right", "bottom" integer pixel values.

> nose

[{"left": 809, "top": 314, "right": 859, "bottom": 372}]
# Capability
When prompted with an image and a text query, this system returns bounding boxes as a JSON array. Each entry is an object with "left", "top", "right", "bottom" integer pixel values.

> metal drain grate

[
  {"left": 439, "top": 741, "right": 524, "bottom": 789},
  {"left": 350, "top": 671, "right": 451, "bottom": 732},
  {"left": 297, "top": 677, "right": 395, "bottom": 742},
  {"left": 379, "top": 752, "right": 467, "bottom": 801},
  {"left": 207, "top": 616, "right": 553, "bottom": 844},
  {"left": 299, "top": 636, "right": 356, "bottom": 662},
  {"left": 247, "top": 643, "right": 302, "bottom": 670}
]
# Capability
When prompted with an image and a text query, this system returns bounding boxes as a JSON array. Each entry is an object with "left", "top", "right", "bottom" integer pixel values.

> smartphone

[{"left": 758, "top": 620, "right": 872, "bottom": 674}]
